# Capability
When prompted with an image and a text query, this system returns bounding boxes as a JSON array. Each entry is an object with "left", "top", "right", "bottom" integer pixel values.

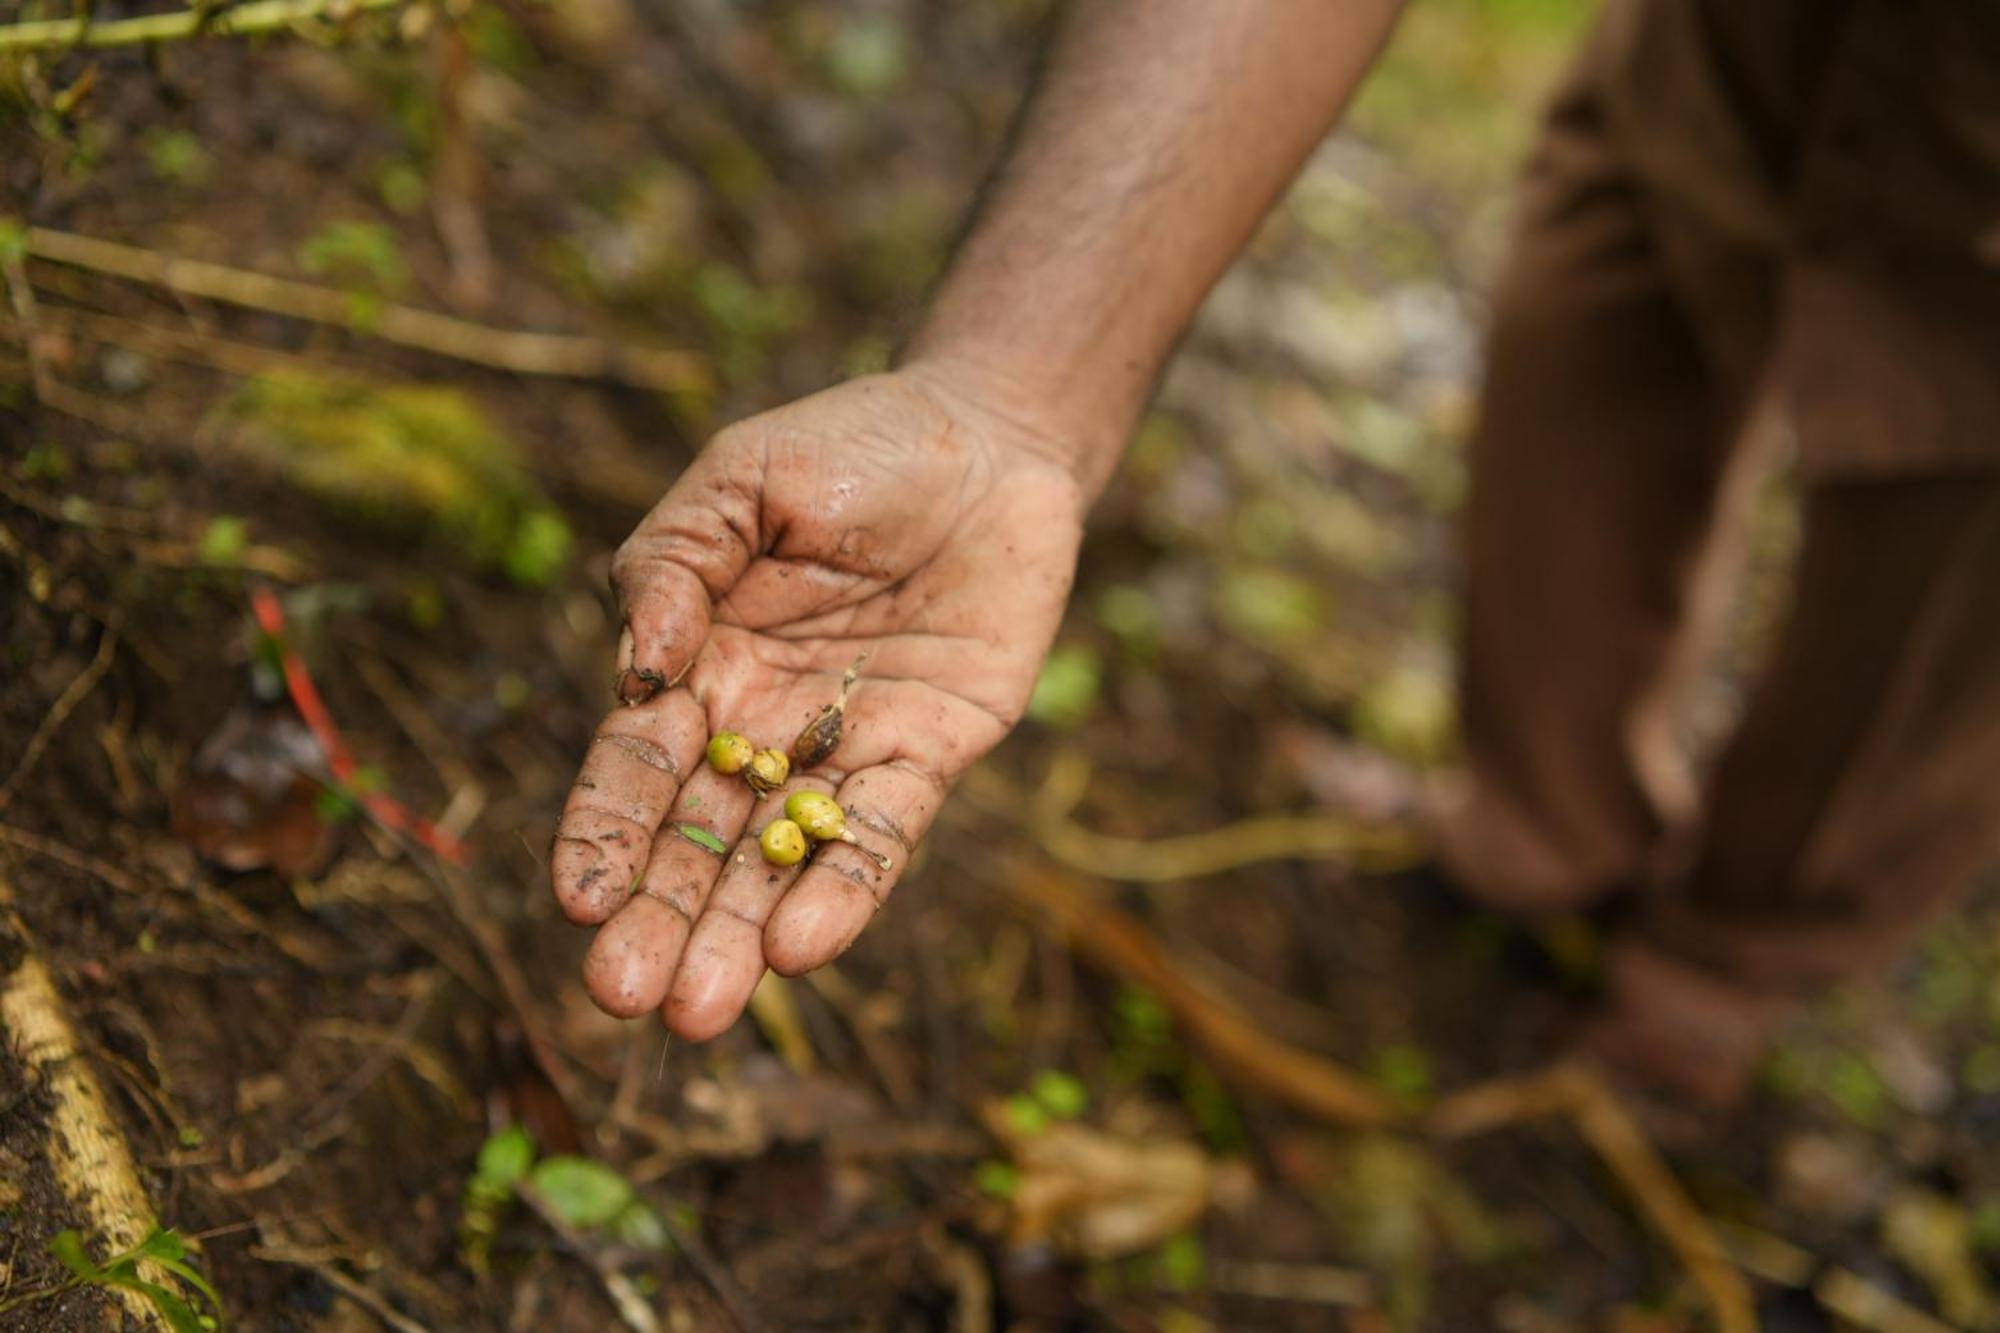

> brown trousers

[{"left": 1436, "top": 48, "right": 2000, "bottom": 1003}]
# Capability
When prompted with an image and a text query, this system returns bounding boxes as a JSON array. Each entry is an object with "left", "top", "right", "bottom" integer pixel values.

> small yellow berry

[
  {"left": 744, "top": 747, "right": 791, "bottom": 794},
  {"left": 706, "top": 731, "right": 754, "bottom": 775},
  {"left": 759, "top": 818, "right": 808, "bottom": 866},
  {"left": 784, "top": 790, "right": 847, "bottom": 842}
]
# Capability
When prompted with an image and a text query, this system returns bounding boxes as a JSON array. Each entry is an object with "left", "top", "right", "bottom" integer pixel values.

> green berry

[
  {"left": 706, "top": 731, "right": 753, "bottom": 775},
  {"left": 759, "top": 818, "right": 808, "bottom": 866},
  {"left": 783, "top": 790, "right": 847, "bottom": 841}
]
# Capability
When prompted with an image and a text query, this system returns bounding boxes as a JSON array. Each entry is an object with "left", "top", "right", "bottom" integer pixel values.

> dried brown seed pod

[{"left": 790, "top": 656, "right": 865, "bottom": 770}]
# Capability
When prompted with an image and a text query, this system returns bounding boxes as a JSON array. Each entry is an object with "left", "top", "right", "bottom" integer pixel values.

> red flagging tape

[{"left": 251, "top": 586, "right": 470, "bottom": 865}]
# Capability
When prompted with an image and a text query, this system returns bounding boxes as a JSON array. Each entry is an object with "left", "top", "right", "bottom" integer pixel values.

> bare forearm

[{"left": 906, "top": 0, "right": 1404, "bottom": 496}]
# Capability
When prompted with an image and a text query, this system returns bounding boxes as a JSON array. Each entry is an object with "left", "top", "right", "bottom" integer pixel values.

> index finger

[{"left": 550, "top": 688, "right": 706, "bottom": 923}]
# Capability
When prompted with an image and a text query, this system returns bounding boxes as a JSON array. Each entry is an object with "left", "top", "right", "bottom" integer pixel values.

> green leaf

[
  {"left": 0, "top": 217, "right": 27, "bottom": 267},
  {"left": 98, "top": 1274, "right": 206, "bottom": 1333},
  {"left": 313, "top": 782, "right": 360, "bottom": 824},
  {"left": 676, "top": 824, "right": 727, "bottom": 855},
  {"left": 1026, "top": 643, "right": 1101, "bottom": 729},
  {"left": 972, "top": 1160, "right": 1018, "bottom": 1200},
  {"left": 1029, "top": 1069, "right": 1089, "bottom": 1120},
  {"left": 131, "top": 1228, "right": 188, "bottom": 1264},
  {"left": 502, "top": 507, "right": 573, "bottom": 587},
  {"left": 823, "top": 17, "right": 909, "bottom": 97},
  {"left": 1001, "top": 1093, "right": 1048, "bottom": 1137},
  {"left": 298, "top": 220, "right": 408, "bottom": 296},
  {"left": 197, "top": 517, "right": 248, "bottom": 566},
  {"left": 529, "top": 1157, "right": 635, "bottom": 1229},
  {"left": 143, "top": 130, "right": 212, "bottom": 187},
  {"left": 610, "top": 1202, "right": 671, "bottom": 1253},
  {"left": 1370, "top": 1044, "right": 1435, "bottom": 1106},
  {"left": 49, "top": 1230, "right": 98, "bottom": 1280},
  {"left": 1157, "top": 1231, "right": 1205, "bottom": 1292},
  {"left": 475, "top": 1124, "right": 536, "bottom": 1190},
  {"left": 154, "top": 1256, "right": 223, "bottom": 1320}
]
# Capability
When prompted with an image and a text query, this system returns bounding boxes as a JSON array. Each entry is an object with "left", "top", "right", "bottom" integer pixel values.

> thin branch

[
  {"left": 1006, "top": 863, "right": 1757, "bottom": 1333},
  {"left": 0, "top": 820, "right": 148, "bottom": 896},
  {"left": 0, "top": 624, "right": 117, "bottom": 814},
  {"left": 961, "top": 761, "right": 1426, "bottom": 884},
  {"left": 22, "top": 226, "right": 710, "bottom": 392},
  {"left": 248, "top": 1244, "right": 432, "bottom": 1333},
  {"left": 0, "top": 0, "right": 404, "bottom": 53},
  {"left": 1035, "top": 807, "right": 1426, "bottom": 882},
  {"left": 1431, "top": 1065, "right": 1757, "bottom": 1333},
  {"left": 1003, "top": 863, "right": 1401, "bottom": 1126},
  {"left": 7, "top": 303, "right": 363, "bottom": 381}
]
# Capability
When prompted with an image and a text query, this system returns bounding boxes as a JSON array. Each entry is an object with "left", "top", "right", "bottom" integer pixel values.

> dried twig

[
  {"left": 1003, "top": 865, "right": 1400, "bottom": 1126},
  {"left": 0, "top": 820, "right": 147, "bottom": 895},
  {"left": 1563, "top": 1070, "right": 1757, "bottom": 1333},
  {"left": 1815, "top": 1267, "right": 1956, "bottom": 1333},
  {"left": 925, "top": 1225, "right": 993, "bottom": 1333},
  {"left": 2, "top": 246, "right": 51, "bottom": 401},
  {"left": 745, "top": 972, "right": 816, "bottom": 1076},
  {"left": 0, "top": 624, "right": 117, "bottom": 813},
  {"left": 1034, "top": 809, "right": 1425, "bottom": 882},
  {"left": 1720, "top": 1220, "right": 1956, "bottom": 1333},
  {"left": 962, "top": 761, "right": 1425, "bottom": 883},
  {"left": 249, "top": 1242, "right": 432, "bottom": 1333},
  {"left": 0, "top": 0, "right": 404, "bottom": 53},
  {"left": 23, "top": 226, "right": 709, "bottom": 392},
  {"left": 1431, "top": 1065, "right": 1757, "bottom": 1333},
  {"left": 7, "top": 302, "right": 359, "bottom": 380},
  {"left": 1005, "top": 864, "right": 1757, "bottom": 1333}
]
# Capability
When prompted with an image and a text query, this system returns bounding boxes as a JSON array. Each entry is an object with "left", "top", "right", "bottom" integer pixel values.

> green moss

[{"left": 220, "top": 373, "right": 572, "bottom": 586}]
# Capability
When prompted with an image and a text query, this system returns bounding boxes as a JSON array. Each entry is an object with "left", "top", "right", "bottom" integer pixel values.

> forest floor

[{"left": 3, "top": 1, "right": 1999, "bottom": 1330}]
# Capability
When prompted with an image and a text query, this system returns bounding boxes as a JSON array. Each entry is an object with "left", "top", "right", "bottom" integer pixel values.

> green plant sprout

[{"left": 0, "top": 1226, "right": 223, "bottom": 1331}]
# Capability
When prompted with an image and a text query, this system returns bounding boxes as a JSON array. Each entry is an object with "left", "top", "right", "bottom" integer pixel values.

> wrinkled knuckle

[
  {"left": 608, "top": 551, "right": 644, "bottom": 605},
  {"left": 637, "top": 885, "right": 697, "bottom": 926},
  {"left": 848, "top": 806, "right": 913, "bottom": 851}
]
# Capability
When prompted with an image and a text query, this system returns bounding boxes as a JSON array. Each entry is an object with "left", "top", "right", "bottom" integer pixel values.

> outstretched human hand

[{"left": 552, "top": 369, "right": 1084, "bottom": 1038}]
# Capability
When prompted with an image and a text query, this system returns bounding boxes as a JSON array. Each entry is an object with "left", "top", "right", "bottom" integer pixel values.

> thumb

[
  {"left": 608, "top": 445, "right": 764, "bottom": 702},
  {"left": 610, "top": 558, "right": 712, "bottom": 704}
]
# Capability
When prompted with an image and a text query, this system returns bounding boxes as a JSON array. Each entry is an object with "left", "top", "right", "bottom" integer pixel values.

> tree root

[{"left": 0, "top": 881, "right": 164, "bottom": 1328}]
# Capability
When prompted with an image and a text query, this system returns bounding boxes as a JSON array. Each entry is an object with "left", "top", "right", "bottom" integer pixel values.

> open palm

[{"left": 551, "top": 372, "right": 1083, "bottom": 1038}]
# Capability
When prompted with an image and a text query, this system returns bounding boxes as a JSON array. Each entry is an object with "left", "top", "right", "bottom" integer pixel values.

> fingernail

[{"left": 618, "top": 666, "right": 665, "bottom": 706}]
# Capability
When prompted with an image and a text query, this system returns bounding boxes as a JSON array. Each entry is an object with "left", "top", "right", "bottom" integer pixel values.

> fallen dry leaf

[{"left": 984, "top": 1101, "right": 1212, "bottom": 1259}]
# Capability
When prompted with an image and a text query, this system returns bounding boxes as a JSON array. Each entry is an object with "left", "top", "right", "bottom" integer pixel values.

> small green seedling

[
  {"left": 459, "top": 1125, "right": 672, "bottom": 1277},
  {"left": 0, "top": 1226, "right": 223, "bottom": 1330},
  {"left": 460, "top": 1124, "right": 535, "bottom": 1276}
]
